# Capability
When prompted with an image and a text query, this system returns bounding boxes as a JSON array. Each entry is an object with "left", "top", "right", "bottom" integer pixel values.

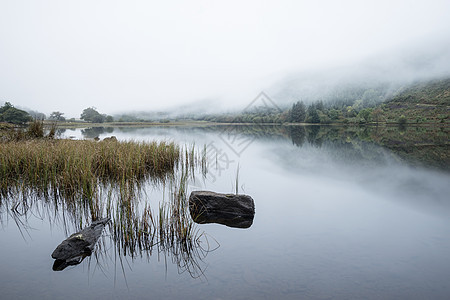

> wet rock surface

[
  {"left": 189, "top": 191, "right": 255, "bottom": 228},
  {"left": 51, "top": 218, "right": 110, "bottom": 271}
]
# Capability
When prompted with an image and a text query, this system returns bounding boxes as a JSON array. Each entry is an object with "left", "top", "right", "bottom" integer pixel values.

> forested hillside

[
  {"left": 195, "top": 77, "right": 450, "bottom": 125},
  {"left": 379, "top": 78, "right": 450, "bottom": 124}
]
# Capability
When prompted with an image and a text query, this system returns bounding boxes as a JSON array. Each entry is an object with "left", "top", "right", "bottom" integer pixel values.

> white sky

[{"left": 1, "top": 0, "right": 449, "bottom": 117}]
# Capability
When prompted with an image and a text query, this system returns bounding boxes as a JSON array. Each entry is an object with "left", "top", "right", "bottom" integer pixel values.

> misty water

[{"left": 1, "top": 125, "right": 450, "bottom": 299}]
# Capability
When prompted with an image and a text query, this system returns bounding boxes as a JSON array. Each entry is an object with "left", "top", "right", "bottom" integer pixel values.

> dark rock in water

[
  {"left": 51, "top": 218, "right": 110, "bottom": 271},
  {"left": 189, "top": 191, "right": 255, "bottom": 229}
]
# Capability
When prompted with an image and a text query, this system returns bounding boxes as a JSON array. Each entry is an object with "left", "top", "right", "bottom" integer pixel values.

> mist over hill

[
  {"left": 112, "top": 36, "right": 450, "bottom": 121},
  {"left": 268, "top": 36, "right": 450, "bottom": 108}
]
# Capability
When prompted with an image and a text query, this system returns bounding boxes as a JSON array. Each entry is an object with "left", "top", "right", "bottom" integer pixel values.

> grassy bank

[{"left": 0, "top": 139, "right": 180, "bottom": 200}]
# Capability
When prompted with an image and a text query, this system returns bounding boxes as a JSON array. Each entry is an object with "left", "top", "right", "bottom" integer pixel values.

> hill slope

[{"left": 380, "top": 78, "right": 450, "bottom": 124}]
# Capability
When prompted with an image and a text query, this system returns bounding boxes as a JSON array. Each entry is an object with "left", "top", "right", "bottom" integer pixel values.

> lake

[{"left": 1, "top": 125, "right": 450, "bottom": 299}]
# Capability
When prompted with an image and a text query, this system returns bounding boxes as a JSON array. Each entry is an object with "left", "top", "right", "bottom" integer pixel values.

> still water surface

[{"left": 1, "top": 125, "right": 449, "bottom": 299}]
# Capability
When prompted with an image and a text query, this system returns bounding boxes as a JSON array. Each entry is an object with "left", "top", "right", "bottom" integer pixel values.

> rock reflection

[
  {"left": 191, "top": 211, "right": 254, "bottom": 228},
  {"left": 52, "top": 253, "right": 91, "bottom": 271}
]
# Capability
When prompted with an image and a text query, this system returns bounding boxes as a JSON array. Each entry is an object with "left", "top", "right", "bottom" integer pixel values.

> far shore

[
  {"left": 48, "top": 120, "right": 450, "bottom": 129},
  {"left": 2, "top": 120, "right": 447, "bottom": 131}
]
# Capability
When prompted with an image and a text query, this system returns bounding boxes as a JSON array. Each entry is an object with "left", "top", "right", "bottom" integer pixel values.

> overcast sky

[{"left": 1, "top": 0, "right": 449, "bottom": 117}]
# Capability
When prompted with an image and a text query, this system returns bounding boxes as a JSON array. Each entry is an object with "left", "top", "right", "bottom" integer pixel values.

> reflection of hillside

[
  {"left": 282, "top": 126, "right": 392, "bottom": 167},
  {"left": 206, "top": 124, "right": 449, "bottom": 171},
  {"left": 75, "top": 124, "right": 448, "bottom": 171},
  {"left": 367, "top": 126, "right": 449, "bottom": 170},
  {"left": 282, "top": 125, "right": 449, "bottom": 171},
  {"left": 110, "top": 124, "right": 449, "bottom": 171}
]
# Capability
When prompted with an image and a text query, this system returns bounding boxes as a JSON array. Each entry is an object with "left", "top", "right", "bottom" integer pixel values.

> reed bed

[
  {"left": 0, "top": 139, "right": 180, "bottom": 201},
  {"left": 0, "top": 136, "right": 214, "bottom": 277}
]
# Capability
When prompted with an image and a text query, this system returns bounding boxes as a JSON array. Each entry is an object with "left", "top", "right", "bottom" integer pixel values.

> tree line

[
  {"left": 187, "top": 87, "right": 386, "bottom": 125},
  {"left": 0, "top": 102, "right": 114, "bottom": 124}
]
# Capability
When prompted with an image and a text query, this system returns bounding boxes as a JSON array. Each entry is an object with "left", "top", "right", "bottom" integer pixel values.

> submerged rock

[
  {"left": 189, "top": 191, "right": 255, "bottom": 229},
  {"left": 51, "top": 218, "right": 110, "bottom": 271}
]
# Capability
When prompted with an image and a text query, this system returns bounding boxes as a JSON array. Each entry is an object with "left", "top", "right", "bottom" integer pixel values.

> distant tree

[
  {"left": 357, "top": 108, "right": 373, "bottom": 123},
  {"left": 105, "top": 115, "right": 114, "bottom": 123},
  {"left": 0, "top": 102, "right": 32, "bottom": 124},
  {"left": 288, "top": 101, "right": 306, "bottom": 123},
  {"left": 345, "top": 106, "right": 357, "bottom": 118},
  {"left": 316, "top": 100, "right": 324, "bottom": 112},
  {"left": 80, "top": 107, "right": 105, "bottom": 123},
  {"left": 327, "top": 109, "right": 340, "bottom": 121},
  {"left": 371, "top": 107, "right": 383, "bottom": 124},
  {"left": 307, "top": 103, "right": 320, "bottom": 123},
  {"left": 49, "top": 111, "right": 65, "bottom": 121},
  {"left": 0, "top": 102, "right": 13, "bottom": 114}
]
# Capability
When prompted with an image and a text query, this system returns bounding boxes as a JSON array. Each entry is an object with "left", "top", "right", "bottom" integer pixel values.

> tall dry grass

[
  {"left": 0, "top": 139, "right": 180, "bottom": 201},
  {"left": 0, "top": 119, "right": 58, "bottom": 141}
]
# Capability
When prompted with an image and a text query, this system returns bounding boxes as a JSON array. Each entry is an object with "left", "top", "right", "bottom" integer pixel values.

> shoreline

[{"left": 48, "top": 120, "right": 450, "bottom": 129}]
